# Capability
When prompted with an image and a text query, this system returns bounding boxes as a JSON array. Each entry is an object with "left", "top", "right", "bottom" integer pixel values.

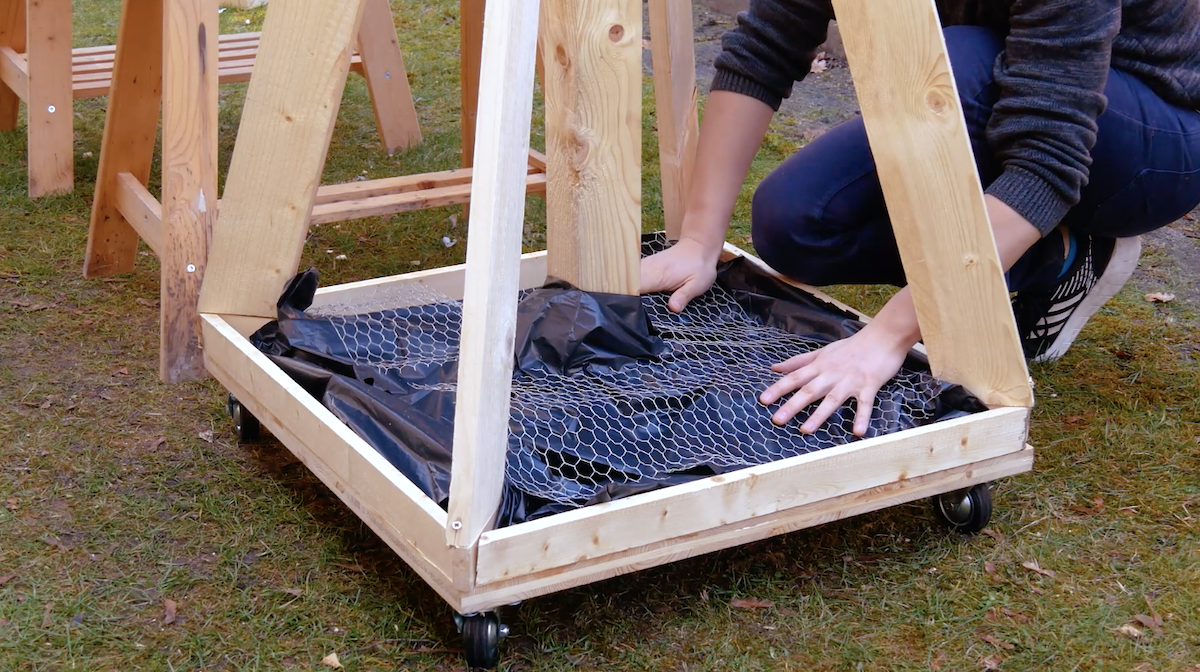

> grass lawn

[{"left": 0, "top": 1, "right": 1197, "bottom": 670}]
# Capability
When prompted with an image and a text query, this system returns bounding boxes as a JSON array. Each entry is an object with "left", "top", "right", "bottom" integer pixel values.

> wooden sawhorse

[{"left": 0, "top": 0, "right": 417, "bottom": 197}]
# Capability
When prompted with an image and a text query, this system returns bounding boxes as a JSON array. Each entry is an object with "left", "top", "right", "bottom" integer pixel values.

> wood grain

[
  {"left": 25, "top": 0, "right": 73, "bottom": 196},
  {"left": 0, "top": 0, "right": 25, "bottom": 130},
  {"left": 648, "top": 0, "right": 698, "bottom": 239}
]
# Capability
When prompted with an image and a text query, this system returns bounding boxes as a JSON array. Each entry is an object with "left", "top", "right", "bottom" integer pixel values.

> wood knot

[
  {"left": 963, "top": 253, "right": 978, "bottom": 267},
  {"left": 608, "top": 24, "right": 625, "bottom": 42},
  {"left": 925, "top": 90, "right": 950, "bottom": 115},
  {"left": 554, "top": 44, "right": 569, "bottom": 68}
]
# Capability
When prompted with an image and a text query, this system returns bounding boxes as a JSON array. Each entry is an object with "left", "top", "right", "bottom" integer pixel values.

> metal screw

[
  {"left": 47, "top": 105, "right": 56, "bottom": 113},
  {"left": 186, "top": 264, "right": 197, "bottom": 273},
  {"left": 384, "top": 71, "right": 391, "bottom": 79},
  {"left": 498, "top": 624, "right": 510, "bottom": 638},
  {"left": 451, "top": 520, "right": 462, "bottom": 530}
]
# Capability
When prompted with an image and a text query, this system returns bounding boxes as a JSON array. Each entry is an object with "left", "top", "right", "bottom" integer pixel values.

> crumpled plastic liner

[{"left": 251, "top": 236, "right": 985, "bottom": 528}]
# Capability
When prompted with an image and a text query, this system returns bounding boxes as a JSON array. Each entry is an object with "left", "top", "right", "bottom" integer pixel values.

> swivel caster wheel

[
  {"left": 932, "top": 483, "right": 992, "bottom": 534},
  {"left": 455, "top": 611, "right": 507, "bottom": 669},
  {"left": 227, "top": 395, "right": 261, "bottom": 442}
]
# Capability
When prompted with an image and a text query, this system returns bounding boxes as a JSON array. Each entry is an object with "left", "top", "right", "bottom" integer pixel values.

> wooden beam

[
  {"left": 830, "top": 0, "right": 1032, "bottom": 408},
  {"left": 201, "top": 315, "right": 467, "bottom": 610},
  {"left": 461, "top": 445, "right": 1032, "bottom": 612},
  {"left": 648, "top": 0, "right": 698, "bottom": 240},
  {"left": 474, "top": 406, "right": 1029, "bottom": 585},
  {"left": 25, "top": 0, "right": 74, "bottom": 197},
  {"left": 459, "top": 0, "right": 484, "bottom": 170},
  {"left": 0, "top": 46, "right": 28, "bottom": 100},
  {"left": 158, "top": 0, "right": 220, "bottom": 382},
  {"left": 198, "top": 0, "right": 368, "bottom": 318},
  {"left": 355, "top": 0, "right": 422, "bottom": 154},
  {"left": 309, "top": 172, "right": 546, "bottom": 225},
  {"left": 542, "top": 0, "right": 642, "bottom": 295},
  {"left": 445, "top": 0, "right": 541, "bottom": 553},
  {"left": 114, "top": 172, "right": 163, "bottom": 256},
  {"left": 83, "top": 0, "right": 163, "bottom": 279},
  {"left": 0, "top": 0, "right": 26, "bottom": 130}
]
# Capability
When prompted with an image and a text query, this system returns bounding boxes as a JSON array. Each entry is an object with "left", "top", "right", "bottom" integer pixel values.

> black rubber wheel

[
  {"left": 227, "top": 395, "right": 261, "bottom": 442},
  {"left": 931, "top": 483, "right": 993, "bottom": 534},
  {"left": 461, "top": 612, "right": 501, "bottom": 669}
]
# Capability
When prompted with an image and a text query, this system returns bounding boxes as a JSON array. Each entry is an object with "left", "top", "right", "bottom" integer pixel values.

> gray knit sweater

[{"left": 712, "top": 0, "right": 1200, "bottom": 235}]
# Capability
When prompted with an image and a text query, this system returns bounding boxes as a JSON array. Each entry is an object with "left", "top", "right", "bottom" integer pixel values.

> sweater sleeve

[
  {"left": 711, "top": 0, "right": 834, "bottom": 111},
  {"left": 984, "top": 0, "right": 1121, "bottom": 235}
]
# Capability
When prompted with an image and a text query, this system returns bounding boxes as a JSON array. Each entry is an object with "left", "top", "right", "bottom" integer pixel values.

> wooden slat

[
  {"left": 648, "top": 0, "right": 698, "bottom": 240},
  {"left": 461, "top": 445, "right": 1033, "bottom": 612},
  {"left": 355, "top": 0, "right": 421, "bottom": 154},
  {"left": 0, "top": 0, "right": 25, "bottom": 130},
  {"left": 0, "top": 46, "right": 27, "bottom": 100},
  {"left": 474, "top": 406, "right": 1029, "bottom": 585},
  {"left": 201, "top": 315, "right": 466, "bottom": 609},
  {"left": 309, "top": 172, "right": 546, "bottom": 225},
  {"left": 459, "top": 0, "right": 485, "bottom": 171},
  {"left": 158, "top": 0, "right": 219, "bottom": 383},
  {"left": 312, "top": 163, "right": 542, "bottom": 206},
  {"left": 830, "top": 0, "right": 1032, "bottom": 408},
  {"left": 198, "top": 0, "right": 368, "bottom": 318},
  {"left": 445, "top": 0, "right": 542, "bottom": 553},
  {"left": 542, "top": 0, "right": 642, "bottom": 295},
  {"left": 25, "top": 0, "right": 73, "bottom": 197},
  {"left": 83, "top": 0, "right": 163, "bottom": 279},
  {"left": 114, "top": 172, "right": 163, "bottom": 256}
]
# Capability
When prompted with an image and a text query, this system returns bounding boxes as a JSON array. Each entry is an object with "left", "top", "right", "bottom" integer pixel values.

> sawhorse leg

[
  {"left": 25, "top": 0, "right": 73, "bottom": 196},
  {"left": 0, "top": 0, "right": 26, "bottom": 131},
  {"left": 357, "top": 0, "right": 421, "bottom": 153}
]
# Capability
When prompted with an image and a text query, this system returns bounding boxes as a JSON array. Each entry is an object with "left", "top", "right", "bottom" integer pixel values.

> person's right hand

[{"left": 640, "top": 237, "right": 721, "bottom": 313}]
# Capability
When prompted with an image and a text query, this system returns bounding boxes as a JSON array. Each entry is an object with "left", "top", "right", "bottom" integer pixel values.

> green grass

[{"left": 1, "top": 1, "right": 1198, "bottom": 670}]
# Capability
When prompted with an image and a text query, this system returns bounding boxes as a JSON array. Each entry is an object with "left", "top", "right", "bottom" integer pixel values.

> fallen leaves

[
  {"left": 1067, "top": 497, "right": 1105, "bottom": 515},
  {"left": 164, "top": 599, "right": 177, "bottom": 625},
  {"left": 810, "top": 51, "right": 828, "bottom": 74},
  {"left": 1021, "top": 560, "right": 1055, "bottom": 578},
  {"left": 730, "top": 597, "right": 774, "bottom": 609},
  {"left": 984, "top": 561, "right": 998, "bottom": 578},
  {"left": 321, "top": 652, "right": 343, "bottom": 668},
  {"left": 197, "top": 429, "right": 214, "bottom": 444},
  {"left": 42, "top": 602, "right": 54, "bottom": 628},
  {"left": 42, "top": 536, "right": 72, "bottom": 552},
  {"left": 135, "top": 298, "right": 158, "bottom": 308},
  {"left": 0, "top": 575, "right": 14, "bottom": 586},
  {"left": 977, "top": 630, "right": 1016, "bottom": 650},
  {"left": 1132, "top": 614, "right": 1163, "bottom": 636},
  {"left": 1143, "top": 292, "right": 1175, "bottom": 303},
  {"left": 981, "top": 654, "right": 1003, "bottom": 670},
  {"left": 981, "top": 528, "right": 1006, "bottom": 543}
]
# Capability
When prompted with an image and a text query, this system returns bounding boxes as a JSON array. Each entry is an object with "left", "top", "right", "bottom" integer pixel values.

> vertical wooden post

[
  {"left": 198, "top": 0, "right": 368, "bottom": 318},
  {"left": 25, "top": 0, "right": 72, "bottom": 196},
  {"left": 356, "top": 0, "right": 422, "bottom": 154},
  {"left": 445, "top": 0, "right": 540, "bottom": 552},
  {"left": 0, "top": 0, "right": 26, "bottom": 131},
  {"left": 158, "top": 0, "right": 218, "bottom": 382},
  {"left": 830, "top": 0, "right": 1032, "bottom": 408},
  {"left": 648, "top": 0, "right": 698, "bottom": 241},
  {"left": 84, "top": 0, "right": 164, "bottom": 279},
  {"left": 459, "top": 0, "right": 484, "bottom": 171},
  {"left": 541, "top": 0, "right": 642, "bottom": 295}
]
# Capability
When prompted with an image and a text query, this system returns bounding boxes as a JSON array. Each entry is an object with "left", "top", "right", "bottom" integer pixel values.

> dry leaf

[
  {"left": 809, "top": 58, "right": 828, "bottom": 74},
  {"left": 321, "top": 652, "right": 343, "bottom": 668},
  {"left": 984, "top": 561, "right": 998, "bottom": 577},
  {"left": 135, "top": 298, "right": 158, "bottom": 308},
  {"left": 42, "top": 602, "right": 54, "bottom": 628},
  {"left": 931, "top": 650, "right": 948, "bottom": 671},
  {"left": 115, "top": 366, "right": 129, "bottom": 376},
  {"left": 1021, "top": 560, "right": 1056, "bottom": 577},
  {"left": 448, "top": 214, "right": 459, "bottom": 229},
  {"left": 1116, "top": 623, "right": 1143, "bottom": 639},
  {"left": 1132, "top": 614, "right": 1164, "bottom": 636},
  {"left": 982, "top": 528, "right": 1006, "bottom": 543},
  {"left": 979, "top": 632, "right": 1016, "bottom": 650},
  {"left": 150, "top": 437, "right": 167, "bottom": 451},
  {"left": 730, "top": 597, "right": 774, "bottom": 609},
  {"left": 1068, "top": 497, "right": 1105, "bottom": 515},
  {"left": 1063, "top": 415, "right": 1086, "bottom": 424},
  {"left": 1028, "top": 582, "right": 1045, "bottom": 596},
  {"left": 198, "top": 430, "right": 214, "bottom": 444},
  {"left": 281, "top": 588, "right": 304, "bottom": 597},
  {"left": 42, "top": 536, "right": 71, "bottom": 552},
  {"left": 332, "top": 562, "right": 364, "bottom": 573},
  {"left": 0, "top": 575, "right": 14, "bottom": 585},
  {"left": 981, "top": 655, "right": 1003, "bottom": 670},
  {"left": 1144, "top": 594, "right": 1163, "bottom": 626},
  {"left": 164, "top": 599, "right": 177, "bottom": 625},
  {"left": 1143, "top": 292, "right": 1175, "bottom": 303},
  {"left": 1001, "top": 607, "right": 1031, "bottom": 624}
]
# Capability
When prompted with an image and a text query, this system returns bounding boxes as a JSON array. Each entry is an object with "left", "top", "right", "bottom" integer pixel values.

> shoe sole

[{"left": 1032, "top": 236, "right": 1142, "bottom": 363}]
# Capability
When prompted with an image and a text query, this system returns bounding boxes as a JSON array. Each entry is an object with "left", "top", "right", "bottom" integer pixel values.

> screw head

[
  {"left": 384, "top": 71, "right": 391, "bottom": 79},
  {"left": 47, "top": 105, "right": 56, "bottom": 113},
  {"left": 186, "top": 264, "right": 197, "bottom": 273}
]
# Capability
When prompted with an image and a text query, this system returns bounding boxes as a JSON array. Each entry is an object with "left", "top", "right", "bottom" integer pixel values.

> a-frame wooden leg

[
  {"left": 648, "top": 0, "right": 698, "bottom": 241},
  {"left": 0, "top": 0, "right": 26, "bottom": 132},
  {"left": 158, "top": 0, "right": 218, "bottom": 382},
  {"left": 356, "top": 0, "right": 421, "bottom": 154},
  {"left": 459, "top": 0, "right": 484, "bottom": 171},
  {"left": 24, "top": 0, "right": 72, "bottom": 196},
  {"left": 541, "top": 0, "right": 642, "bottom": 295},
  {"left": 84, "top": 0, "right": 163, "bottom": 279}
]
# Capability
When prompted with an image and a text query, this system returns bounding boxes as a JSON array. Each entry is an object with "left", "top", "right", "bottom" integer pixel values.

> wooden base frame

[{"left": 201, "top": 246, "right": 1033, "bottom": 614}]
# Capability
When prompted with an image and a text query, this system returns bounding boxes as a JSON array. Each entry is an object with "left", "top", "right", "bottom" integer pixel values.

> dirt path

[{"left": 680, "top": 0, "right": 1200, "bottom": 318}]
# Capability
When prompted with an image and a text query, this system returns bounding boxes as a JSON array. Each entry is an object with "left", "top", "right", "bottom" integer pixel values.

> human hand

[
  {"left": 758, "top": 321, "right": 913, "bottom": 437},
  {"left": 640, "top": 237, "right": 721, "bottom": 312}
]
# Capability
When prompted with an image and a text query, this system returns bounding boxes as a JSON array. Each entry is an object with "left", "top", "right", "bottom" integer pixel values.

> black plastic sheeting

[{"left": 250, "top": 237, "right": 985, "bottom": 528}]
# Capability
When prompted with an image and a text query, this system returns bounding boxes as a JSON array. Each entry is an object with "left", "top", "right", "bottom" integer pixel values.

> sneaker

[{"left": 1013, "top": 234, "right": 1142, "bottom": 363}]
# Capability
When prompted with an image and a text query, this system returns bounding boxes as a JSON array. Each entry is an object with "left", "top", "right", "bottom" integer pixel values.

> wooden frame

[{"left": 199, "top": 0, "right": 1033, "bottom": 618}]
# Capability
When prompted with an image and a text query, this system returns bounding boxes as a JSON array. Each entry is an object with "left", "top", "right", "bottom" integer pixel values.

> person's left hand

[{"left": 758, "top": 322, "right": 912, "bottom": 437}]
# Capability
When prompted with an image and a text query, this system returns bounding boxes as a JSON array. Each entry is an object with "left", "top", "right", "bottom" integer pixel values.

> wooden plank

[
  {"left": 474, "top": 406, "right": 1029, "bottom": 585},
  {"left": 198, "top": 0, "right": 368, "bottom": 318},
  {"left": 648, "top": 0, "right": 698, "bottom": 240},
  {"left": 25, "top": 0, "right": 74, "bottom": 197},
  {"left": 114, "top": 172, "right": 163, "bottom": 256},
  {"left": 830, "top": 0, "right": 1032, "bottom": 408},
  {"left": 355, "top": 0, "right": 421, "bottom": 154},
  {"left": 0, "top": 46, "right": 27, "bottom": 100},
  {"left": 158, "top": 0, "right": 220, "bottom": 383},
  {"left": 0, "top": 0, "right": 25, "bottom": 130},
  {"left": 83, "top": 0, "right": 163, "bottom": 279},
  {"left": 310, "top": 250, "right": 550, "bottom": 312},
  {"left": 201, "top": 315, "right": 466, "bottom": 610},
  {"left": 461, "top": 445, "right": 1033, "bottom": 612},
  {"left": 542, "top": 0, "right": 642, "bottom": 295},
  {"left": 445, "top": 0, "right": 542, "bottom": 552},
  {"left": 459, "top": 0, "right": 484, "bottom": 171},
  {"left": 309, "top": 172, "right": 547, "bottom": 225}
]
